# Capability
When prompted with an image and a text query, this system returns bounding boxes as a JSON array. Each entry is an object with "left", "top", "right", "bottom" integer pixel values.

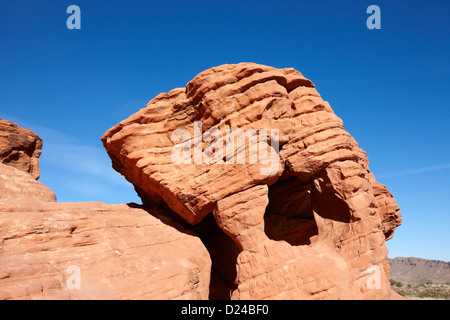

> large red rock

[
  {"left": 0, "top": 199, "right": 211, "bottom": 300},
  {"left": 102, "top": 63, "right": 403, "bottom": 299},
  {"left": 0, "top": 119, "right": 43, "bottom": 180}
]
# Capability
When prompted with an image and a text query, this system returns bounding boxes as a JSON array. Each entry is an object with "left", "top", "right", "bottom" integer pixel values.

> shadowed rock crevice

[
  {"left": 264, "top": 175, "right": 319, "bottom": 246},
  {"left": 311, "top": 168, "right": 352, "bottom": 224},
  {"left": 147, "top": 204, "right": 240, "bottom": 300},
  {"left": 192, "top": 215, "right": 240, "bottom": 300}
]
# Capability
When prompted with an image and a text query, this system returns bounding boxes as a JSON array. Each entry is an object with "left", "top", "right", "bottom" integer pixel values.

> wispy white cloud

[
  {"left": 378, "top": 163, "right": 450, "bottom": 179},
  {"left": 40, "top": 136, "right": 129, "bottom": 187},
  {"left": 10, "top": 120, "right": 127, "bottom": 185}
]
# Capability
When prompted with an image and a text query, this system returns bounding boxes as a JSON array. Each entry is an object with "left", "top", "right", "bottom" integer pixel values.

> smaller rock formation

[
  {"left": 0, "top": 163, "right": 56, "bottom": 202},
  {"left": 0, "top": 119, "right": 43, "bottom": 180}
]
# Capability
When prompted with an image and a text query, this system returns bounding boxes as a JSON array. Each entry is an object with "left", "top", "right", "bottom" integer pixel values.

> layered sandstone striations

[
  {"left": 0, "top": 200, "right": 211, "bottom": 300},
  {"left": 102, "top": 63, "right": 403, "bottom": 299}
]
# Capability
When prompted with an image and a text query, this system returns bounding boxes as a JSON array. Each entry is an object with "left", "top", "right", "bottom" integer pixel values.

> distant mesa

[
  {"left": 387, "top": 257, "right": 450, "bottom": 299},
  {"left": 388, "top": 257, "right": 450, "bottom": 284}
]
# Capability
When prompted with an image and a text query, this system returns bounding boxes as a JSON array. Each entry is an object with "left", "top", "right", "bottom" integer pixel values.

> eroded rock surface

[
  {"left": 0, "top": 119, "right": 43, "bottom": 180},
  {"left": 0, "top": 200, "right": 211, "bottom": 300},
  {"left": 102, "top": 63, "right": 403, "bottom": 299},
  {"left": 0, "top": 163, "right": 56, "bottom": 202}
]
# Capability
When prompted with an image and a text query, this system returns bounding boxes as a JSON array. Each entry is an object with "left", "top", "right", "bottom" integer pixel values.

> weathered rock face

[
  {"left": 0, "top": 119, "right": 43, "bottom": 180},
  {"left": 0, "top": 199, "right": 211, "bottom": 300},
  {"left": 102, "top": 63, "right": 403, "bottom": 299},
  {"left": 214, "top": 170, "right": 397, "bottom": 299},
  {"left": 0, "top": 120, "right": 56, "bottom": 202},
  {"left": 0, "top": 163, "right": 56, "bottom": 202}
]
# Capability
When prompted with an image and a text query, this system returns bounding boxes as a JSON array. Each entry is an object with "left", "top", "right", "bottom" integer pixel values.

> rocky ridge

[{"left": 388, "top": 257, "right": 450, "bottom": 284}]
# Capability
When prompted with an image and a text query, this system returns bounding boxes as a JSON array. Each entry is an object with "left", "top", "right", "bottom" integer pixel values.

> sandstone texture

[
  {"left": 102, "top": 62, "right": 403, "bottom": 299},
  {"left": 0, "top": 163, "right": 56, "bottom": 202},
  {"left": 0, "top": 120, "right": 56, "bottom": 202},
  {"left": 0, "top": 200, "right": 211, "bottom": 300},
  {"left": 0, "top": 120, "right": 211, "bottom": 300},
  {"left": 0, "top": 119, "right": 43, "bottom": 180}
]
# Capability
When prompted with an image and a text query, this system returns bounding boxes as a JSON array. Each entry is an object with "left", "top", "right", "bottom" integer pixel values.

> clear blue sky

[{"left": 1, "top": 0, "right": 449, "bottom": 261}]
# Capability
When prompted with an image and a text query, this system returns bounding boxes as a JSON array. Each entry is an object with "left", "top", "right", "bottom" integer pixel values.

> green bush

[
  {"left": 389, "top": 279, "right": 403, "bottom": 287},
  {"left": 417, "top": 288, "right": 449, "bottom": 299}
]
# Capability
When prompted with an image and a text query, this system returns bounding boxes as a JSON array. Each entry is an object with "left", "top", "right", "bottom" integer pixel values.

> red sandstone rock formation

[
  {"left": 0, "top": 120, "right": 56, "bottom": 202},
  {"left": 0, "top": 63, "right": 404, "bottom": 300},
  {"left": 102, "top": 63, "right": 403, "bottom": 299},
  {"left": 0, "top": 119, "right": 43, "bottom": 180}
]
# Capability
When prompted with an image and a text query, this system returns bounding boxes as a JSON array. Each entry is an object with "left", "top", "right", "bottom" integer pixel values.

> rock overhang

[{"left": 101, "top": 62, "right": 401, "bottom": 247}]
